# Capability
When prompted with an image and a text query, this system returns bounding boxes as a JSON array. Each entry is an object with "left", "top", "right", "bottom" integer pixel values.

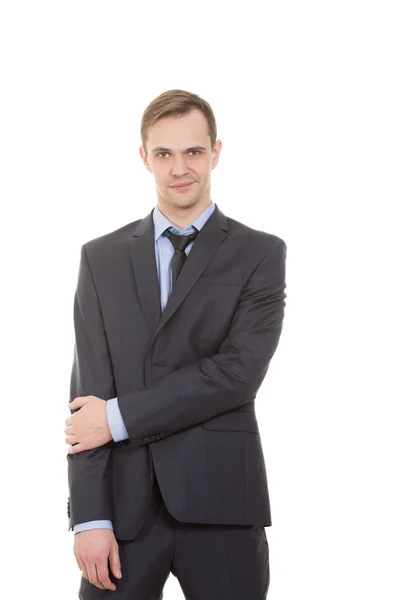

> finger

[
  {"left": 68, "top": 443, "right": 84, "bottom": 454},
  {"left": 109, "top": 543, "right": 122, "bottom": 579},
  {"left": 64, "top": 425, "right": 74, "bottom": 434},
  {"left": 76, "top": 557, "right": 88, "bottom": 580},
  {"left": 65, "top": 434, "right": 78, "bottom": 445},
  {"left": 96, "top": 558, "right": 116, "bottom": 591},
  {"left": 86, "top": 561, "right": 106, "bottom": 590},
  {"left": 65, "top": 417, "right": 72, "bottom": 426}
]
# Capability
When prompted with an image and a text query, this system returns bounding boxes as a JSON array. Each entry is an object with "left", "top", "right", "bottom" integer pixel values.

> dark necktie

[{"left": 163, "top": 228, "right": 199, "bottom": 287}]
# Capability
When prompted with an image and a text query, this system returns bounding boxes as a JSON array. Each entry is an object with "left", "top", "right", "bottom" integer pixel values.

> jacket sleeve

[
  {"left": 118, "top": 236, "right": 287, "bottom": 446},
  {"left": 67, "top": 244, "right": 115, "bottom": 531}
]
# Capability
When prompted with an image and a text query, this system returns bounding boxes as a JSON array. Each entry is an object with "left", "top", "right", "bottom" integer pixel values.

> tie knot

[{"left": 163, "top": 228, "right": 198, "bottom": 252}]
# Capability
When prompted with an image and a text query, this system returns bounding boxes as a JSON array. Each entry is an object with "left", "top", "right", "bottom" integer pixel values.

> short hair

[{"left": 140, "top": 89, "right": 217, "bottom": 155}]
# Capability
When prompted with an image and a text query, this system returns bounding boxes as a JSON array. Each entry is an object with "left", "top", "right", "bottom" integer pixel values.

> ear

[
  {"left": 212, "top": 139, "right": 222, "bottom": 169},
  {"left": 139, "top": 145, "right": 153, "bottom": 173}
]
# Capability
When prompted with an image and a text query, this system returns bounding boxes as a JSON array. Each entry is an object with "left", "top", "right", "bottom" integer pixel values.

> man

[{"left": 65, "top": 89, "right": 287, "bottom": 599}]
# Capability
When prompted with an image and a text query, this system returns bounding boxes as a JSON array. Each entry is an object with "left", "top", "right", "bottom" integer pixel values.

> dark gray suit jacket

[{"left": 67, "top": 203, "right": 287, "bottom": 541}]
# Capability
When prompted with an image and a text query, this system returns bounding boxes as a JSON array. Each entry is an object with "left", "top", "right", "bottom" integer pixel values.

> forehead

[{"left": 147, "top": 109, "right": 210, "bottom": 150}]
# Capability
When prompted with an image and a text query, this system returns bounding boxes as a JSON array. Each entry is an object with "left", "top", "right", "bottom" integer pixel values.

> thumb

[
  {"left": 109, "top": 543, "right": 122, "bottom": 579},
  {"left": 69, "top": 396, "right": 86, "bottom": 409}
]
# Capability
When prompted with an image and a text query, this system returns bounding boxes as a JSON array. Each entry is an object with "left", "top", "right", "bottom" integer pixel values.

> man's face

[{"left": 140, "top": 109, "right": 222, "bottom": 210}]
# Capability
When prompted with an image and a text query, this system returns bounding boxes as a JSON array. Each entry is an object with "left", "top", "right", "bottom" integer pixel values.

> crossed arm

[
  {"left": 67, "top": 237, "right": 287, "bottom": 532},
  {"left": 67, "top": 244, "right": 116, "bottom": 531}
]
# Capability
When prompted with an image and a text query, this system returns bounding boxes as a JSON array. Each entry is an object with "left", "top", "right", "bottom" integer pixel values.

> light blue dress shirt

[{"left": 73, "top": 200, "right": 216, "bottom": 533}]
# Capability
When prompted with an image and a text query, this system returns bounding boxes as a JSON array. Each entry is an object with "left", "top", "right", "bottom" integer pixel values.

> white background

[{"left": 1, "top": 1, "right": 399, "bottom": 598}]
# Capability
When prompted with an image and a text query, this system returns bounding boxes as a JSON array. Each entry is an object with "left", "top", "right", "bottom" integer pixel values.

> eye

[{"left": 156, "top": 150, "right": 202, "bottom": 159}]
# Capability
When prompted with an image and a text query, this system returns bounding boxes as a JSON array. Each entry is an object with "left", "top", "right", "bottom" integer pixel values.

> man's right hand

[{"left": 73, "top": 529, "right": 122, "bottom": 591}]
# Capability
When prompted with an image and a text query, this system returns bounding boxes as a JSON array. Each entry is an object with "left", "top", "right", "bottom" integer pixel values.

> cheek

[
  {"left": 155, "top": 170, "right": 169, "bottom": 186},
  {"left": 195, "top": 164, "right": 210, "bottom": 181}
]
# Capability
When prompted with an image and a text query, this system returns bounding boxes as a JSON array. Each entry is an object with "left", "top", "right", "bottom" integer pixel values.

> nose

[{"left": 171, "top": 154, "right": 189, "bottom": 177}]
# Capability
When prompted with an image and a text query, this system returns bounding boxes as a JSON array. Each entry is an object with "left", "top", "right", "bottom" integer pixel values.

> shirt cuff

[
  {"left": 107, "top": 397, "right": 129, "bottom": 442},
  {"left": 73, "top": 520, "right": 113, "bottom": 534}
]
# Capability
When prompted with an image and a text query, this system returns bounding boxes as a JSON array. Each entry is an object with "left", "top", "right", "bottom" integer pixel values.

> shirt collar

[{"left": 153, "top": 200, "right": 215, "bottom": 241}]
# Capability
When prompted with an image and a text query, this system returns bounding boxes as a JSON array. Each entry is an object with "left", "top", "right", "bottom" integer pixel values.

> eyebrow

[{"left": 151, "top": 146, "right": 208, "bottom": 154}]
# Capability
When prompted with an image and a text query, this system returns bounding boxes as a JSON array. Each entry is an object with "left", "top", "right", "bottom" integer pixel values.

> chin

[{"left": 166, "top": 193, "right": 197, "bottom": 205}]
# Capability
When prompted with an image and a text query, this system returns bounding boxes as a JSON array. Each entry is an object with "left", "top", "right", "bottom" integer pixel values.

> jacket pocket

[
  {"left": 196, "top": 274, "right": 244, "bottom": 286},
  {"left": 201, "top": 410, "right": 259, "bottom": 433}
]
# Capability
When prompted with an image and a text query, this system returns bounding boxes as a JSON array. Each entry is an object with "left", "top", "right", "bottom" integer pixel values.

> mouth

[{"left": 171, "top": 182, "right": 194, "bottom": 190}]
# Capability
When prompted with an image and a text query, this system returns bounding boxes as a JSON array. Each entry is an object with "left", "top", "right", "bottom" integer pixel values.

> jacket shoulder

[
  {"left": 81, "top": 218, "right": 142, "bottom": 256},
  {"left": 226, "top": 215, "right": 286, "bottom": 251}
]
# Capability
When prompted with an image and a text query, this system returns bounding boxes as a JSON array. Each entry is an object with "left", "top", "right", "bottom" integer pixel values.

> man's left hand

[{"left": 65, "top": 396, "right": 112, "bottom": 454}]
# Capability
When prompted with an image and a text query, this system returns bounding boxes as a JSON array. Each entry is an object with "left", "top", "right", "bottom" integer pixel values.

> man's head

[{"left": 139, "top": 90, "right": 222, "bottom": 216}]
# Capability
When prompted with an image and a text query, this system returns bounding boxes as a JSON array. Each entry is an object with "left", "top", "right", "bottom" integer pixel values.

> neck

[{"left": 157, "top": 199, "right": 212, "bottom": 230}]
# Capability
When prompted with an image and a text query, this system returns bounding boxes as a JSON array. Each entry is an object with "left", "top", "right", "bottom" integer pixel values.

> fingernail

[{"left": 117, "top": 571, "right": 122, "bottom": 578}]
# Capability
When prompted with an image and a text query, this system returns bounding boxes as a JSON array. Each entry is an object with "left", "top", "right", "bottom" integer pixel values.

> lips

[{"left": 171, "top": 182, "right": 194, "bottom": 188}]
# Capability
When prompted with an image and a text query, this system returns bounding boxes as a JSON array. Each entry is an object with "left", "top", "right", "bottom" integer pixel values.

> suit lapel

[
  {"left": 129, "top": 210, "right": 162, "bottom": 341},
  {"left": 129, "top": 203, "right": 228, "bottom": 345}
]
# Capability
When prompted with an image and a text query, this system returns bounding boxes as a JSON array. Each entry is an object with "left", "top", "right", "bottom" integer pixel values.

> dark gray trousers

[{"left": 79, "top": 475, "right": 270, "bottom": 599}]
